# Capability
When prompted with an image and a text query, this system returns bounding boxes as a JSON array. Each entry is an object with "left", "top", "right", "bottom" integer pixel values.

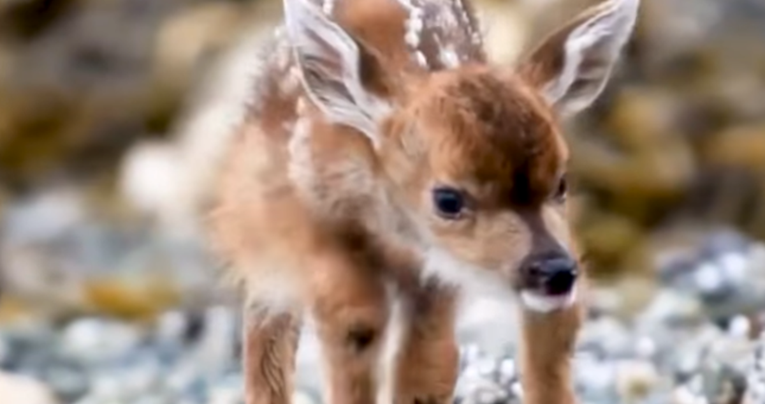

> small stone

[
  {"left": 728, "top": 315, "right": 751, "bottom": 339},
  {"left": 475, "top": 357, "right": 498, "bottom": 378},
  {"left": 155, "top": 310, "right": 189, "bottom": 344},
  {"left": 165, "top": 362, "right": 202, "bottom": 394},
  {"left": 716, "top": 252, "right": 748, "bottom": 284},
  {"left": 209, "top": 382, "right": 243, "bottom": 404},
  {"left": 0, "top": 371, "right": 59, "bottom": 404},
  {"left": 636, "top": 336, "right": 658, "bottom": 359},
  {"left": 293, "top": 390, "right": 316, "bottom": 404},
  {"left": 132, "top": 397, "right": 171, "bottom": 404},
  {"left": 637, "top": 289, "right": 704, "bottom": 326},
  {"left": 616, "top": 360, "right": 660, "bottom": 400},
  {"left": 43, "top": 364, "right": 88, "bottom": 401},
  {"left": 574, "top": 351, "right": 619, "bottom": 399},
  {"left": 671, "top": 385, "right": 707, "bottom": 404},
  {"left": 89, "top": 374, "right": 124, "bottom": 401},
  {"left": 191, "top": 306, "right": 237, "bottom": 377},
  {"left": 510, "top": 381, "right": 523, "bottom": 399},
  {"left": 694, "top": 262, "right": 726, "bottom": 297},
  {"left": 578, "top": 316, "right": 633, "bottom": 356},
  {"left": 497, "top": 358, "right": 516, "bottom": 385},
  {"left": 59, "top": 318, "right": 143, "bottom": 364}
]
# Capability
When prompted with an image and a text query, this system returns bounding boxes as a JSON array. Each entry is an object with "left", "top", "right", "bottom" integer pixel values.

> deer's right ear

[
  {"left": 284, "top": 0, "right": 392, "bottom": 147},
  {"left": 518, "top": 0, "right": 639, "bottom": 118}
]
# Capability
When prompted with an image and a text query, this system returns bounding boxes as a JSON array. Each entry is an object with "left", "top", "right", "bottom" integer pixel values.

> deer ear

[
  {"left": 518, "top": 0, "right": 639, "bottom": 117},
  {"left": 284, "top": 0, "right": 392, "bottom": 147}
]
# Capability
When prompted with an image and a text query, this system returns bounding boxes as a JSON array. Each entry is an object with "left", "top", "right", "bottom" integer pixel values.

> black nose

[{"left": 526, "top": 256, "right": 578, "bottom": 295}]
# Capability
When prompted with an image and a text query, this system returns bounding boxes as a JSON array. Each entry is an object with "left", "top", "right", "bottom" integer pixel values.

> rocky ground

[{"left": 2, "top": 224, "right": 765, "bottom": 404}]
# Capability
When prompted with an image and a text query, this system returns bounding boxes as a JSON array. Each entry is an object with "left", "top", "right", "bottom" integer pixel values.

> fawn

[{"left": 208, "top": 0, "right": 639, "bottom": 403}]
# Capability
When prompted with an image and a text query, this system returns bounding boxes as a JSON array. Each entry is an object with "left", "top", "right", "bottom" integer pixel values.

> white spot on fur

[
  {"left": 432, "top": 3, "right": 460, "bottom": 32},
  {"left": 472, "top": 10, "right": 486, "bottom": 46},
  {"left": 398, "top": 0, "right": 428, "bottom": 67},
  {"left": 376, "top": 284, "right": 408, "bottom": 404},
  {"left": 397, "top": 0, "right": 484, "bottom": 69},
  {"left": 398, "top": 0, "right": 423, "bottom": 48},
  {"left": 454, "top": 0, "right": 472, "bottom": 29},
  {"left": 414, "top": 51, "right": 428, "bottom": 68},
  {"left": 440, "top": 45, "right": 461, "bottom": 68},
  {"left": 520, "top": 289, "right": 577, "bottom": 313}
]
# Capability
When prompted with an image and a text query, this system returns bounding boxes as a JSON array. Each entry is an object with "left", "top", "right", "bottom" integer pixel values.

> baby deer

[{"left": 208, "top": 0, "right": 639, "bottom": 403}]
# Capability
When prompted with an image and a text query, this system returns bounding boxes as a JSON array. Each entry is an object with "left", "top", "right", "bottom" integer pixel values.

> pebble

[
  {"left": 615, "top": 359, "right": 660, "bottom": 400},
  {"left": 59, "top": 318, "right": 143, "bottom": 365},
  {"left": 0, "top": 371, "right": 59, "bottom": 404}
]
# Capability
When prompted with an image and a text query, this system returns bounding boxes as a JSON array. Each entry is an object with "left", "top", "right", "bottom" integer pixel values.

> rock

[
  {"left": 208, "top": 374, "right": 244, "bottom": 404},
  {"left": 578, "top": 316, "right": 633, "bottom": 356},
  {"left": 636, "top": 289, "right": 705, "bottom": 328},
  {"left": 43, "top": 363, "right": 88, "bottom": 402},
  {"left": 81, "top": 275, "right": 182, "bottom": 320},
  {"left": 615, "top": 360, "right": 660, "bottom": 401},
  {"left": 293, "top": 390, "right": 317, "bottom": 404},
  {"left": 744, "top": 333, "right": 765, "bottom": 404},
  {"left": 59, "top": 318, "right": 143, "bottom": 364},
  {"left": 191, "top": 306, "right": 239, "bottom": 378},
  {"left": 0, "top": 371, "right": 58, "bottom": 404},
  {"left": 671, "top": 385, "right": 706, "bottom": 404}
]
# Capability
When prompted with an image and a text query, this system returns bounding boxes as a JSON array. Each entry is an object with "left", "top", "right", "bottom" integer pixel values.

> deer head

[{"left": 284, "top": 0, "right": 639, "bottom": 312}]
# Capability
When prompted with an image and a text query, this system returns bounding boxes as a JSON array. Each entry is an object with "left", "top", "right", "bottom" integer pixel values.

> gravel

[{"left": 1, "top": 228, "right": 765, "bottom": 404}]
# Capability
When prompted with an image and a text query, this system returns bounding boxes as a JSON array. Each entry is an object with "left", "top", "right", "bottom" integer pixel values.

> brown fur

[{"left": 207, "top": 0, "right": 634, "bottom": 403}]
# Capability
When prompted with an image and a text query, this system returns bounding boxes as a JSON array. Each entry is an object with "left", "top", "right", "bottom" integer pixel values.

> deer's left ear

[
  {"left": 284, "top": 0, "right": 393, "bottom": 148},
  {"left": 518, "top": 0, "right": 639, "bottom": 117}
]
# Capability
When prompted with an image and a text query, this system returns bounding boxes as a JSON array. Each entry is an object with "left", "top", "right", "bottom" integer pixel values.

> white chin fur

[{"left": 520, "top": 289, "right": 576, "bottom": 313}]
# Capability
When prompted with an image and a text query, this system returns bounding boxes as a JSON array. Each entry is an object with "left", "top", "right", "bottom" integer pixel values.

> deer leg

[
  {"left": 309, "top": 253, "right": 390, "bottom": 404},
  {"left": 242, "top": 310, "right": 302, "bottom": 404},
  {"left": 518, "top": 296, "right": 582, "bottom": 404},
  {"left": 394, "top": 282, "right": 459, "bottom": 404}
]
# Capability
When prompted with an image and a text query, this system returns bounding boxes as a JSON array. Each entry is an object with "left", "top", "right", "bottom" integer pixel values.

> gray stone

[{"left": 59, "top": 318, "right": 143, "bottom": 364}]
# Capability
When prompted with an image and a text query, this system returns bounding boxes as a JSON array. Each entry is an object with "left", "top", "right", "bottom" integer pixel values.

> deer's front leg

[
  {"left": 242, "top": 311, "right": 301, "bottom": 404},
  {"left": 394, "top": 282, "right": 459, "bottom": 404},
  {"left": 519, "top": 297, "right": 582, "bottom": 404},
  {"left": 309, "top": 253, "right": 390, "bottom": 404}
]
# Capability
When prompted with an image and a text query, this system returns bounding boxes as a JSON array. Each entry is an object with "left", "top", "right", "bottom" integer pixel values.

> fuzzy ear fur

[
  {"left": 519, "top": 0, "right": 640, "bottom": 117},
  {"left": 283, "top": 0, "right": 392, "bottom": 147}
]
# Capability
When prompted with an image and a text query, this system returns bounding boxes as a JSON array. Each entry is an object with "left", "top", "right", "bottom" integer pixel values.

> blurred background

[{"left": 2, "top": 0, "right": 765, "bottom": 403}]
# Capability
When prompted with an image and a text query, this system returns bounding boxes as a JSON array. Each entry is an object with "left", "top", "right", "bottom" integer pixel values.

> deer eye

[
  {"left": 432, "top": 187, "right": 466, "bottom": 219},
  {"left": 553, "top": 175, "right": 568, "bottom": 202}
]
